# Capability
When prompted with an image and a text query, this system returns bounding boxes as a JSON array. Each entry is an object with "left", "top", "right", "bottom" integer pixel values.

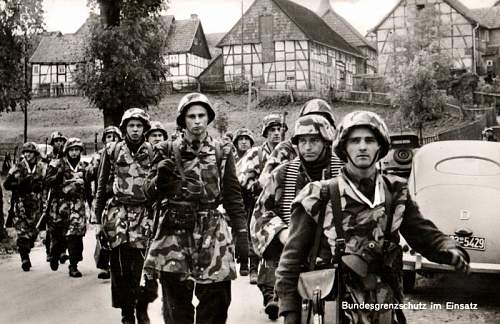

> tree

[
  {"left": 0, "top": 0, "right": 44, "bottom": 141},
  {"left": 387, "top": 6, "right": 453, "bottom": 131},
  {"left": 75, "top": 0, "right": 169, "bottom": 127}
]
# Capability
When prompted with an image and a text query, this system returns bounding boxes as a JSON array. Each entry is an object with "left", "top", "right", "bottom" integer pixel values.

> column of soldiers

[{"left": 0, "top": 92, "right": 472, "bottom": 324}]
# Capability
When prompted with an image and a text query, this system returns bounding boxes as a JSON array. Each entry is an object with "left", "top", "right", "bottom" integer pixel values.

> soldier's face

[
  {"left": 237, "top": 136, "right": 252, "bottom": 152},
  {"left": 126, "top": 119, "right": 144, "bottom": 141},
  {"left": 104, "top": 133, "right": 117, "bottom": 144},
  {"left": 185, "top": 105, "right": 208, "bottom": 136},
  {"left": 53, "top": 139, "right": 65, "bottom": 150},
  {"left": 68, "top": 147, "right": 81, "bottom": 159},
  {"left": 147, "top": 131, "right": 164, "bottom": 145},
  {"left": 267, "top": 125, "right": 282, "bottom": 145},
  {"left": 297, "top": 135, "right": 325, "bottom": 162},
  {"left": 345, "top": 127, "right": 380, "bottom": 169},
  {"left": 24, "top": 152, "right": 36, "bottom": 162}
]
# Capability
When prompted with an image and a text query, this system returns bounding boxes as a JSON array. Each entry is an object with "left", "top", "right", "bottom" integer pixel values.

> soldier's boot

[
  {"left": 50, "top": 257, "right": 59, "bottom": 271},
  {"left": 68, "top": 264, "right": 82, "bottom": 278},
  {"left": 121, "top": 306, "right": 135, "bottom": 324},
  {"left": 239, "top": 259, "right": 249, "bottom": 276},
  {"left": 97, "top": 268, "right": 110, "bottom": 279},
  {"left": 249, "top": 256, "right": 259, "bottom": 284},
  {"left": 264, "top": 296, "right": 279, "bottom": 321},
  {"left": 20, "top": 253, "right": 31, "bottom": 272},
  {"left": 136, "top": 302, "right": 150, "bottom": 324}
]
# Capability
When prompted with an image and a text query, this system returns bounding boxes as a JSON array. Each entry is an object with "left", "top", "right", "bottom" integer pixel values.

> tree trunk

[{"left": 99, "top": 0, "right": 122, "bottom": 127}]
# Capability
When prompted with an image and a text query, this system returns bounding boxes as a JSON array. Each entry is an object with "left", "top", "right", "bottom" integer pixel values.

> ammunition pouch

[
  {"left": 161, "top": 201, "right": 197, "bottom": 233},
  {"left": 298, "top": 268, "right": 338, "bottom": 324}
]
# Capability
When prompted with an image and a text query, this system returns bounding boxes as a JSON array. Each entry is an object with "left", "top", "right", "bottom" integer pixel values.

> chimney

[
  {"left": 190, "top": 14, "right": 198, "bottom": 20},
  {"left": 317, "top": 0, "right": 332, "bottom": 16}
]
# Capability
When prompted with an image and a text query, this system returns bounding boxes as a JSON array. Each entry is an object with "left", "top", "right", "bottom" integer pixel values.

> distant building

[
  {"left": 471, "top": 3, "right": 500, "bottom": 76},
  {"left": 29, "top": 23, "right": 88, "bottom": 97},
  {"left": 30, "top": 14, "right": 212, "bottom": 96},
  {"left": 317, "top": 0, "right": 377, "bottom": 74},
  {"left": 162, "top": 14, "right": 211, "bottom": 87},
  {"left": 367, "top": 0, "right": 492, "bottom": 76},
  {"left": 217, "top": 0, "right": 365, "bottom": 92},
  {"left": 199, "top": 33, "right": 226, "bottom": 91}
]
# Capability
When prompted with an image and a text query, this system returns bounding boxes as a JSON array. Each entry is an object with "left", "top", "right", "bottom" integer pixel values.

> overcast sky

[{"left": 43, "top": 0, "right": 496, "bottom": 36}]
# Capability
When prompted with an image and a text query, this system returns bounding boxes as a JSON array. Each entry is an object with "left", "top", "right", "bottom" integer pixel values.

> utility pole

[{"left": 23, "top": 31, "right": 28, "bottom": 143}]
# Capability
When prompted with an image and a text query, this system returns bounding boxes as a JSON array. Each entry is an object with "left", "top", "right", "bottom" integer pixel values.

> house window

[
  {"left": 58, "top": 65, "right": 66, "bottom": 74},
  {"left": 33, "top": 65, "right": 39, "bottom": 75},
  {"left": 416, "top": 4, "right": 425, "bottom": 10}
]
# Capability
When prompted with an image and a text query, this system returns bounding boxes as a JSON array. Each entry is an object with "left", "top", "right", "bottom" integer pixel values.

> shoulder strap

[
  {"left": 172, "top": 139, "right": 187, "bottom": 184},
  {"left": 309, "top": 180, "right": 338, "bottom": 271},
  {"left": 113, "top": 141, "right": 123, "bottom": 163},
  {"left": 382, "top": 176, "right": 394, "bottom": 238}
]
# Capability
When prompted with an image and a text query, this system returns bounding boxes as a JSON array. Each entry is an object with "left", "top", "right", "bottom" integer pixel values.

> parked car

[
  {"left": 379, "top": 132, "right": 420, "bottom": 178},
  {"left": 401, "top": 140, "right": 500, "bottom": 291}
]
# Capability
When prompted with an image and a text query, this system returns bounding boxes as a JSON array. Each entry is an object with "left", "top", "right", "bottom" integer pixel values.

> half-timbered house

[
  {"left": 367, "top": 0, "right": 488, "bottom": 76},
  {"left": 317, "top": 0, "right": 377, "bottom": 74},
  {"left": 217, "top": 0, "right": 365, "bottom": 92}
]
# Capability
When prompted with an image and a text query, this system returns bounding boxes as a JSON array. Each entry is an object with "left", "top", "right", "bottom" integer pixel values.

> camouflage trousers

[{"left": 14, "top": 197, "right": 41, "bottom": 241}]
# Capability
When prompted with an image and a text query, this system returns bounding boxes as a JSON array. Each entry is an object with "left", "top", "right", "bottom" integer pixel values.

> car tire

[{"left": 403, "top": 270, "right": 416, "bottom": 292}]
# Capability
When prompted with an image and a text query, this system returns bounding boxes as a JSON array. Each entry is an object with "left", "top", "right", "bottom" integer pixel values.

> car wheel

[{"left": 403, "top": 270, "right": 416, "bottom": 292}]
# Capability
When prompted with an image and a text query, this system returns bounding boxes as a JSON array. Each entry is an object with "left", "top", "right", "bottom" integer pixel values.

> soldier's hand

[
  {"left": 157, "top": 158, "right": 176, "bottom": 182},
  {"left": 283, "top": 311, "right": 300, "bottom": 324},
  {"left": 448, "top": 248, "right": 470, "bottom": 274},
  {"left": 278, "top": 228, "right": 289, "bottom": 245},
  {"left": 235, "top": 229, "right": 249, "bottom": 263}
]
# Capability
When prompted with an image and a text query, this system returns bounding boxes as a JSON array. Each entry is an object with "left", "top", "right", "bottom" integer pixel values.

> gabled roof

[
  {"left": 273, "top": 0, "right": 362, "bottom": 57},
  {"left": 217, "top": 0, "right": 363, "bottom": 58},
  {"left": 165, "top": 18, "right": 199, "bottom": 54},
  {"left": 471, "top": 7, "right": 500, "bottom": 29},
  {"left": 30, "top": 33, "right": 86, "bottom": 64},
  {"left": 205, "top": 32, "right": 225, "bottom": 62},
  {"left": 369, "top": 0, "right": 488, "bottom": 32},
  {"left": 319, "top": 5, "right": 376, "bottom": 51}
]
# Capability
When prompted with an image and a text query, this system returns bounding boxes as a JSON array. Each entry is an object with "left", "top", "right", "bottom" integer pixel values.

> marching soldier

[
  {"left": 250, "top": 114, "right": 337, "bottom": 320},
  {"left": 276, "top": 111, "right": 470, "bottom": 324},
  {"left": 87, "top": 125, "right": 122, "bottom": 280},
  {"left": 232, "top": 128, "right": 255, "bottom": 162},
  {"left": 3, "top": 142, "right": 46, "bottom": 271},
  {"left": 237, "top": 114, "right": 287, "bottom": 284},
  {"left": 143, "top": 93, "right": 249, "bottom": 324},
  {"left": 44, "top": 131, "right": 68, "bottom": 263},
  {"left": 94, "top": 108, "right": 156, "bottom": 324},
  {"left": 145, "top": 121, "right": 168, "bottom": 146},
  {"left": 259, "top": 98, "right": 339, "bottom": 188},
  {"left": 45, "top": 138, "right": 91, "bottom": 278}
]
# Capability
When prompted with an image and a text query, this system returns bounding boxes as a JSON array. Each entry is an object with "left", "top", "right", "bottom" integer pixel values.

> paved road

[{"left": 0, "top": 228, "right": 280, "bottom": 324}]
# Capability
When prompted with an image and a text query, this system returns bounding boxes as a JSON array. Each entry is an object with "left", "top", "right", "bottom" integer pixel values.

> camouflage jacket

[
  {"left": 4, "top": 158, "right": 47, "bottom": 239},
  {"left": 276, "top": 170, "right": 466, "bottom": 319},
  {"left": 45, "top": 157, "right": 91, "bottom": 236},
  {"left": 86, "top": 148, "right": 104, "bottom": 190},
  {"left": 143, "top": 135, "right": 247, "bottom": 283},
  {"left": 237, "top": 142, "right": 274, "bottom": 193},
  {"left": 95, "top": 140, "right": 154, "bottom": 249},
  {"left": 258, "top": 139, "right": 297, "bottom": 189},
  {"left": 250, "top": 157, "right": 331, "bottom": 258}
]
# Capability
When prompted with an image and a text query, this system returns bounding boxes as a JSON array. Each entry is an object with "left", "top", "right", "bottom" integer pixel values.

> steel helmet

[
  {"left": 334, "top": 111, "right": 391, "bottom": 162},
  {"left": 261, "top": 113, "right": 288, "bottom": 137},
  {"left": 176, "top": 93, "right": 215, "bottom": 129},
  {"left": 291, "top": 115, "right": 335, "bottom": 145},
  {"left": 299, "top": 99, "right": 337, "bottom": 129},
  {"left": 102, "top": 126, "right": 122, "bottom": 143},
  {"left": 233, "top": 128, "right": 256, "bottom": 146},
  {"left": 63, "top": 137, "right": 85, "bottom": 154},
  {"left": 119, "top": 108, "right": 151, "bottom": 132},
  {"left": 145, "top": 121, "right": 168, "bottom": 140},
  {"left": 49, "top": 131, "right": 67, "bottom": 145},
  {"left": 22, "top": 142, "right": 40, "bottom": 156}
]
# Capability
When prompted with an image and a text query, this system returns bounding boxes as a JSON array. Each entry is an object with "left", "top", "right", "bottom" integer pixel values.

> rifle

[
  {"left": 36, "top": 188, "right": 52, "bottom": 231},
  {"left": 5, "top": 193, "right": 15, "bottom": 228},
  {"left": 280, "top": 111, "right": 288, "bottom": 142}
]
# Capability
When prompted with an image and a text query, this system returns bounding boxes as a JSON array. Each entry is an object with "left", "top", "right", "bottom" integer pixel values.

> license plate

[{"left": 449, "top": 235, "right": 485, "bottom": 251}]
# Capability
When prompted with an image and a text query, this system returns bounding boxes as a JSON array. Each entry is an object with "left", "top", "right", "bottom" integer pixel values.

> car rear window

[{"left": 436, "top": 157, "right": 500, "bottom": 176}]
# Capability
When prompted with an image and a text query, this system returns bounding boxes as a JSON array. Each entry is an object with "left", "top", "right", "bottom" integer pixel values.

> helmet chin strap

[{"left": 346, "top": 149, "right": 380, "bottom": 170}]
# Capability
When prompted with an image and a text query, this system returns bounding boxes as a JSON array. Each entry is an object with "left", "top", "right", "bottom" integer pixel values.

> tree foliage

[
  {"left": 387, "top": 6, "right": 453, "bottom": 128},
  {"left": 0, "top": 0, "right": 44, "bottom": 112},
  {"left": 75, "top": 0, "right": 169, "bottom": 126}
]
